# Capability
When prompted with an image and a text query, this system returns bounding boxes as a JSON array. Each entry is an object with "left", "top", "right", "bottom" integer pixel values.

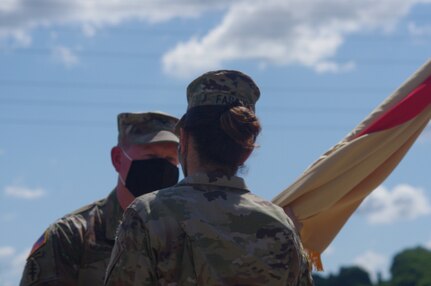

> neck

[
  {"left": 115, "top": 179, "right": 135, "bottom": 210},
  {"left": 186, "top": 148, "right": 233, "bottom": 177},
  {"left": 184, "top": 143, "right": 202, "bottom": 176},
  {"left": 181, "top": 134, "right": 235, "bottom": 177}
]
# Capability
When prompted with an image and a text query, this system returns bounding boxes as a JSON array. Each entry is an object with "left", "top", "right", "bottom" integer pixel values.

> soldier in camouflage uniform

[
  {"left": 20, "top": 112, "right": 180, "bottom": 286},
  {"left": 105, "top": 71, "right": 314, "bottom": 285}
]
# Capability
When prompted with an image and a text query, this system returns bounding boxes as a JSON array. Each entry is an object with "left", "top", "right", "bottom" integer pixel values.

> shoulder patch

[{"left": 29, "top": 231, "right": 48, "bottom": 257}]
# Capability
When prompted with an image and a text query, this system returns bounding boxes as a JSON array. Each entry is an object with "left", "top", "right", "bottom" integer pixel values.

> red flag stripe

[{"left": 355, "top": 75, "right": 431, "bottom": 138}]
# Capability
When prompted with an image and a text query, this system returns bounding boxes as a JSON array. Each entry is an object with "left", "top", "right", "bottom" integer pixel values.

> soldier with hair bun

[{"left": 105, "top": 71, "right": 314, "bottom": 286}]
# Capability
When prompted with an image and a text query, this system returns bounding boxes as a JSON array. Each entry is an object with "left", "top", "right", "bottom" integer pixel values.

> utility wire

[
  {"left": 0, "top": 118, "right": 111, "bottom": 127},
  {"left": 0, "top": 98, "right": 368, "bottom": 113},
  {"left": 0, "top": 97, "right": 182, "bottom": 109},
  {"left": 9, "top": 48, "right": 161, "bottom": 59},
  {"left": 0, "top": 79, "right": 182, "bottom": 91},
  {"left": 3, "top": 48, "right": 427, "bottom": 64},
  {"left": 0, "top": 79, "right": 394, "bottom": 93},
  {"left": 0, "top": 117, "right": 353, "bottom": 131}
]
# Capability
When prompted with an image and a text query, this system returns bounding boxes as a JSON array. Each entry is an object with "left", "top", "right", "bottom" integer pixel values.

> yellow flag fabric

[{"left": 272, "top": 59, "right": 431, "bottom": 270}]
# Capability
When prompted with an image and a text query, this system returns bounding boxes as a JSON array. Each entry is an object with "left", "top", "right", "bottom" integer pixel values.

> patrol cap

[
  {"left": 186, "top": 70, "right": 260, "bottom": 111},
  {"left": 176, "top": 70, "right": 260, "bottom": 133},
  {"left": 117, "top": 111, "right": 179, "bottom": 145}
]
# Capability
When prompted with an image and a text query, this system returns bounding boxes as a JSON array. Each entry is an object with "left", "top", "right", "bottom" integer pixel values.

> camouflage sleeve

[
  {"left": 104, "top": 208, "right": 156, "bottom": 286},
  {"left": 19, "top": 219, "right": 83, "bottom": 286},
  {"left": 297, "top": 254, "right": 314, "bottom": 286}
]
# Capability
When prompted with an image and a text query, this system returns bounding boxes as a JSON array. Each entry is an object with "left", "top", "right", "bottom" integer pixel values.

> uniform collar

[
  {"left": 177, "top": 171, "right": 249, "bottom": 191},
  {"left": 104, "top": 189, "right": 123, "bottom": 241}
]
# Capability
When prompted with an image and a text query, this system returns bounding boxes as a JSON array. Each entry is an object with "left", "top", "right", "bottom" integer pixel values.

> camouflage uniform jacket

[
  {"left": 105, "top": 173, "right": 313, "bottom": 286},
  {"left": 20, "top": 189, "right": 123, "bottom": 286}
]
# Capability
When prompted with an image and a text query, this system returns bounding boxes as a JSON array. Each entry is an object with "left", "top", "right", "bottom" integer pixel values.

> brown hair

[{"left": 182, "top": 105, "right": 261, "bottom": 175}]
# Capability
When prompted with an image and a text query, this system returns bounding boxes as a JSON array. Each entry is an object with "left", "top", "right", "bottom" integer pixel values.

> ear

[
  {"left": 238, "top": 149, "right": 252, "bottom": 165},
  {"left": 111, "top": 146, "right": 122, "bottom": 172}
]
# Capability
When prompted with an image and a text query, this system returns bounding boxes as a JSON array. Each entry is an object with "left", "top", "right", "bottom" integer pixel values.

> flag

[
  {"left": 272, "top": 59, "right": 431, "bottom": 270},
  {"left": 29, "top": 231, "right": 48, "bottom": 257}
]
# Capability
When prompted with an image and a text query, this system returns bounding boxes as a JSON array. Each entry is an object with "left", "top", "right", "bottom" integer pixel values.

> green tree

[
  {"left": 338, "top": 266, "right": 373, "bottom": 286},
  {"left": 314, "top": 246, "right": 431, "bottom": 286},
  {"left": 314, "top": 266, "right": 372, "bottom": 286},
  {"left": 390, "top": 247, "right": 431, "bottom": 286}
]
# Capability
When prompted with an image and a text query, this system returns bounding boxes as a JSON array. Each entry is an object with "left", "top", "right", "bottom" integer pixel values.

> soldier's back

[{"left": 133, "top": 181, "right": 313, "bottom": 285}]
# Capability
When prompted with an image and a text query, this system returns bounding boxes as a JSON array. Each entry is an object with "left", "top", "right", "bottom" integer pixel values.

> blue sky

[{"left": 1, "top": 0, "right": 431, "bottom": 285}]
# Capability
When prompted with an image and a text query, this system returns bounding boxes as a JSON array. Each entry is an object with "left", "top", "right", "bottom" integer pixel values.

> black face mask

[{"left": 125, "top": 158, "right": 179, "bottom": 197}]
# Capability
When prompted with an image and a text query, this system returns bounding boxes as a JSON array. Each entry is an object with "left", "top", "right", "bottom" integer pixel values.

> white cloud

[
  {"left": 11, "top": 248, "right": 29, "bottom": 275},
  {"left": 0, "top": 248, "right": 30, "bottom": 285},
  {"left": 408, "top": 22, "right": 431, "bottom": 37},
  {"left": 0, "top": 29, "right": 32, "bottom": 48},
  {"left": 4, "top": 185, "right": 46, "bottom": 199},
  {"left": 0, "top": 0, "right": 19, "bottom": 13},
  {"left": 1, "top": 0, "right": 431, "bottom": 75},
  {"left": 82, "top": 23, "right": 97, "bottom": 38},
  {"left": 52, "top": 45, "right": 79, "bottom": 67},
  {"left": 353, "top": 250, "right": 389, "bottom": 282},
  {"left": 0, "top": 246, "right": 15, "bottom": 258},
  {"left": 425, "top": 238, "right": 431, "bottom": 250},
  {"left": 0, "top": 0, "right": 230, "bottom": 46},
  {"left": 358, "top": 184, "right": 431, "bottom": 224},
  {"left": 162, "top": 0, "right": 426, "bottom": 77}
]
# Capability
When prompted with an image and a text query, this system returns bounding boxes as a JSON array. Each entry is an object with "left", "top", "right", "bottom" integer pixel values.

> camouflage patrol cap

[
  {"left": 117, "top": 112, "right": 179, "bottom": 145},
  {"left": 186, "top": 70, "right": 260, "bottom": 111}
]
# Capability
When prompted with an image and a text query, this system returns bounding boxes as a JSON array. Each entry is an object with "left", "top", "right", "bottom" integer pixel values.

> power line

[
  {"left": 0, "top": 97, "right": 182, "bottom": 109},
  {"left": 8, "top": 48, "right": 162, "bottom": 59},
  {"left": 0, "top": 79, "right": 394, "bottom": 93},
  {"left": 0, "top": 118, "right": 111, "bottom": 127},
  {"left": 0, "top": 117, "right": 353, "bottom": 131},
  {"left": 0, "top": 97, "right": 368, "bottom": 113},
  {"left": 0, "top": 79, "right": 182, "bottom": 91},
  {"left": 2, "top": 48, "right": 427, "bottom": 64}
]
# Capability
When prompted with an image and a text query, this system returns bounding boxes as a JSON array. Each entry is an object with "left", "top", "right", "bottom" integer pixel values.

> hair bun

[{"left": 219, "top": 106, "right": 261, "bottom": 149}]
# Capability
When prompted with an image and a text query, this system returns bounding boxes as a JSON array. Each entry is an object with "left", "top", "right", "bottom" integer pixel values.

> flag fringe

[{"left": 307, "top": 249, "right": 324, "bottom": 271}]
